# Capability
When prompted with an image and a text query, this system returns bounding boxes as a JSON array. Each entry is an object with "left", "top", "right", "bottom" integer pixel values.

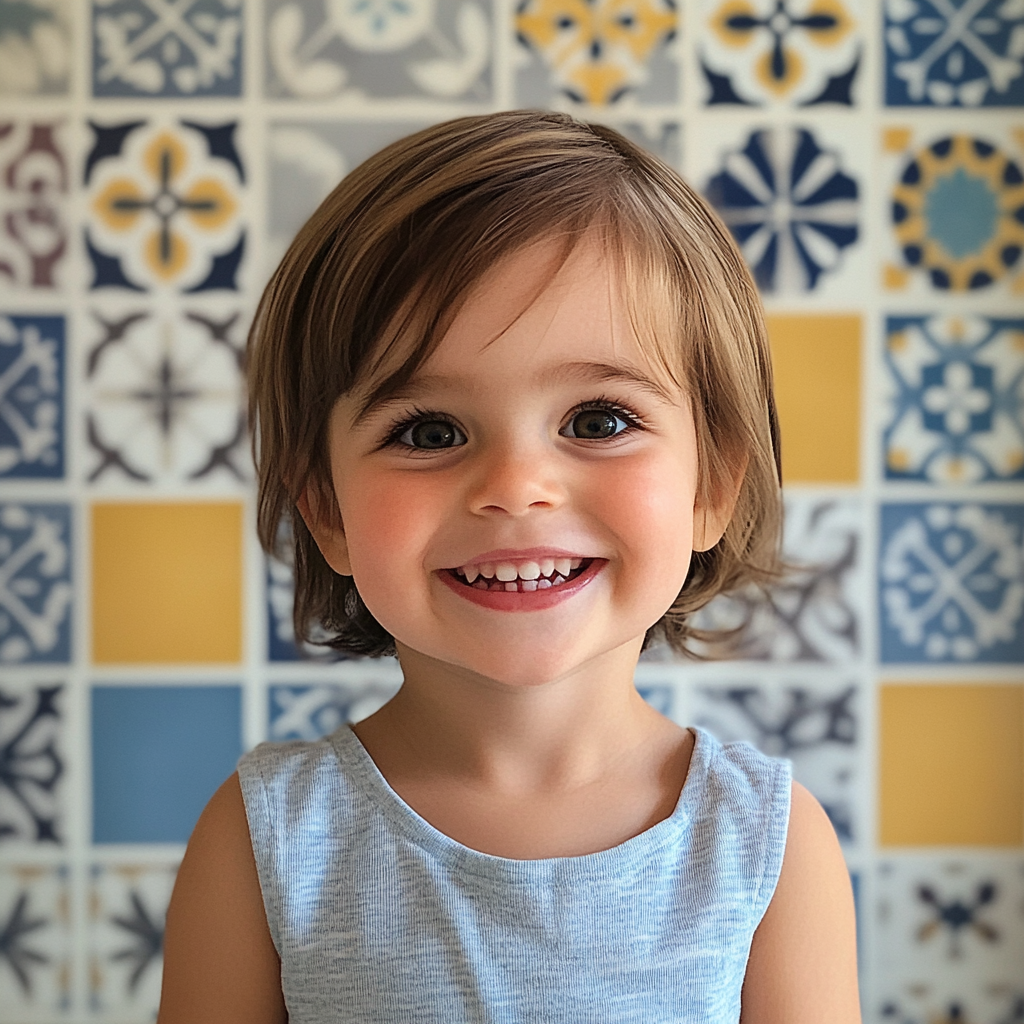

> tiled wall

[{"left": 1, "top": 1, "right": 1022, "bottom": 1021}]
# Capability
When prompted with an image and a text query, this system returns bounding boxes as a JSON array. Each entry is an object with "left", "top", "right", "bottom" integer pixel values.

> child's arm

[
  {"left": 739, "top": 782, "right": 861, "bottom": 1024},
  {"left": 157, "top": 774, "right": 287, "bottom": 1024}
]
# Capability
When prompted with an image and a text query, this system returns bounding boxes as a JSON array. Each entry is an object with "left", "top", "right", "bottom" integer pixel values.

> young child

[{"left": 158, "top": 111, "right": 860, "bottom": 1024}]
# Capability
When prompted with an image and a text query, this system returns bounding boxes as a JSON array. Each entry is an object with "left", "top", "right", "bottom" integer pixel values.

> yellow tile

[
  {"left": 880, "top": 684, "right": 1024, "bottom": 848},
  {"left": 882, "top": 126, "right": 912, "bottom": 153},
  {"left": 92, "top": 502, "right": 243, "bottom": 664},
  {"left": 766, "top": 314, "right": 861, "bottom": 484}
]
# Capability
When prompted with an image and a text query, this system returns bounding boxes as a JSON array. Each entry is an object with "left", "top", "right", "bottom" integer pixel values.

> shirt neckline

[{"left": 329, "top": 722, "right": 715, "bottom": 885}]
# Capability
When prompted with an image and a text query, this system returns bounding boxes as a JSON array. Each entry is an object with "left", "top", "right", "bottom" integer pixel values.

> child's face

[{"left": 309, "top": 235, "right": 730, "bottom": 686}]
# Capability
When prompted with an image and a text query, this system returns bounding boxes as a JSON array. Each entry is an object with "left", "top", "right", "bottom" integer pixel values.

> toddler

[{"left": 158, "top": 111, "right": 860, "bottom": 1024}]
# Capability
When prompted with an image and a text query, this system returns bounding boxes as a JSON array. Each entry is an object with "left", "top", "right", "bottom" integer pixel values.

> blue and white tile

[
  {"left": 89, "top": 862, "right": 177, "bottom": 1018},
  {"left": 884, "top": 314, "right": 1024, "bottom": 484},
  {"left": 0, "top": 680, "right": 64, "bottom": 845},
  {"left": 0, "top": 504, "right": 72, "bottom": 665},
  {"left": 0, "top": 315, "right": 64, "bottom": 479},
  {"left": 701, "top": 0, "right": 862, "bottom": 107},
  {"left": 0, "top": 863, "right": 71, "bottom": 1018},
  {"left": 265, "top": 0, "right": 491, "bottom": 101},
  {"left": 92, "top": 0, "right": 243, "bottom": 97},
  {"left": 879, "top": 503, "right": 1024, "bottom": 663},
  {"left": 269, "top": 676, "right": 403, "bottom": 741},
  {"left": 691, "top": 676, "right": 862, "bottom": 844},
  {"left": 876, "top": 858, "right": 1024, "bottom": 1022},
  {"left": 699, "top": 120, "right": 864, "bottom": 296},
  {"left": 885, "top": 0, "right": 1024, "bottom": 107},
  {"left": 682, "top": 495, "right": 863, "bottom": 663},
  {"left": 0, "top": 0, "right": 73, "bottom": 95}
]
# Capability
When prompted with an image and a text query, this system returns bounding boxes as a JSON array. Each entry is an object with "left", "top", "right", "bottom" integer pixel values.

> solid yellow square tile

[
  {"left": 92, "top": 502, "right": 243, "bottom": 664},
  {"left": 880, "top": 684, "right": 1024, "bottom": 847},
  {"left": 766, "top": 314, "right": 861, "bottom": 484}
]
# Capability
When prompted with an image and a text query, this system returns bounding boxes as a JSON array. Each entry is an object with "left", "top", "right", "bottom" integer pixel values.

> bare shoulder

[
  {"left": 740, "top": 781, "right": 862, "bottom": 1024},
  {"left": 158, "top": 773, "right": 286, "bottom": 1024}
]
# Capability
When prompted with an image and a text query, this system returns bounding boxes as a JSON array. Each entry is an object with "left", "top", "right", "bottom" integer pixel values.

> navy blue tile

[{"left": 91, "top": 685, "right": 241, "bottom": 844}]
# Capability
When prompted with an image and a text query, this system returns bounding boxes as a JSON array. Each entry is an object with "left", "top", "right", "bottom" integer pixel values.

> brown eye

[
  {"left": 564, "top": 409, "right": 626, "bottom": 439},
  {"left": 402, "top": 420, "right": 464, "bottom": 449}
]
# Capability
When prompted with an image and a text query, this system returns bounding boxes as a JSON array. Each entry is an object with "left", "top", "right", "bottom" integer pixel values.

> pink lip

[
  {"left": 446, "top": 546, "right": 591, "bottom": 568},
  {"left": 437, "top": 558, "right": 606, "bottom": 612}
]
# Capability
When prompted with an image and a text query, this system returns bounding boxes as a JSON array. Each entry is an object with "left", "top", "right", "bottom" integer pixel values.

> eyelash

[{"left": 379, "top": 396, "right": 646, "bottom": 450}]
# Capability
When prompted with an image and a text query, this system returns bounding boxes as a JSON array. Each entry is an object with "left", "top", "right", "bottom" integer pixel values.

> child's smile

[{"left": 310, "top": 233, "right": 731, "bottom": 686}]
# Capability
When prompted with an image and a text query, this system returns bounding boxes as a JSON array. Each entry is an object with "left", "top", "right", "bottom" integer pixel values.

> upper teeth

[{"left": 458, "top": 557, "right": 582, "bottom": 583}]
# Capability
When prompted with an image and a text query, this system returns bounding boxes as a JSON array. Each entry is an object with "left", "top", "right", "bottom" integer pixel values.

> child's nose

[{"left": 466, "top": 444, "right": 566, "bottom": 517}]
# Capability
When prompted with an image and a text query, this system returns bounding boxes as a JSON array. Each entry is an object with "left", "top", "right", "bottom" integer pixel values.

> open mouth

[{"left": 444, "top": 557, "right": 593, "bottom": 593}]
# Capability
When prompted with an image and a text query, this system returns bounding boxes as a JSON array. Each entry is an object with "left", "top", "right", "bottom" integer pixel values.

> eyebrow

[{"left": 352, "top": 359, "right": 677, "bottom": 424}]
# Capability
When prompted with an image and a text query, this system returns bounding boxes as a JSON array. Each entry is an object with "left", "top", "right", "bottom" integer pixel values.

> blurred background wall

[{"left": 0, "top": 0, "right": 1022, "bottom": 1020}]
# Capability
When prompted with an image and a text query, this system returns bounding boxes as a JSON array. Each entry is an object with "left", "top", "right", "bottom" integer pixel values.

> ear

[
  {"left": 692, "top": 457, "right": 747, "bottom": 553},
  {"left": 296, "top": 486, "right": 353, "bottom": 576}
]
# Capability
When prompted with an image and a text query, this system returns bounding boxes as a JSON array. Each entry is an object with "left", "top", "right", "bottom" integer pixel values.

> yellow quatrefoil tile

[{"left": 92, "top": 502, "right": 243, "bottom": 664}]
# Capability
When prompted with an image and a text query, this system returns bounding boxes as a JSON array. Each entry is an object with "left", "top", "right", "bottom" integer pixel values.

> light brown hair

[{"left": 248, "top": 110, "right": 782, "bottom": 658}]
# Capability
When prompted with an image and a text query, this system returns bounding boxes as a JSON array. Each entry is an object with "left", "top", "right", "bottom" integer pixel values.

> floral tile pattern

[
  {"left": 888, "top": 132, "right": 1024, "bottom": 292},
  {"left": 0, "top": 0, "right": 73, "bottom": 95},
  {"left": 265, "top": 0, "right": 491, "bottom": 100},
  {"left": 83, "top": 305, "right": 246, "bottom": 485},
  {"left": 515, "top": 0, "right": 678, "bottom": 105},
  {"left": 885, "top": 0, "right": 1024, "bottom": 108},
  {"left": 0, "top": 681, "right": 64, "bottom": 844},
  {"left": 0, "top": 121, "right": 68, "bottom": 291},
  {"left": 0, "top": 315, "right": 64, "bottom": 479},
  {"left": 876, "top": 858, "right": 1024, "bottom": 1023},
  {"left": 879, "top": 503, "right": 1024, "bottom": 663},
  {"left": 701, "top": 0, "right": 861, "bottom": 106},
  {"left": 89, "top": 862, "right": 176, "bottom": 1017},
  {"left": 0, "top": 863, "right": 71, "bottom": 1016},
  {"left": 704, "top": 125, "right": 859, "bottom": 292},
  {"left": 0, "top": 503, "right": 72, "bottom": 665},
  {"left": 85, "top": 118, "right": 246, "bottom": 294},
  {"left": 684, "top": 496, "right": 862, "bottom": 662},
  {"left": 884, "top": 314, "right": 1024, "bottom": 483},
  {"left": 269, "top": 679, "right": 402, "bottom": 740},
  {"left": 691, "top": 676, "right": 861, "bottom": 843},
  {"left": 91, "top": 0, "right": 243, "bottom": 97}
]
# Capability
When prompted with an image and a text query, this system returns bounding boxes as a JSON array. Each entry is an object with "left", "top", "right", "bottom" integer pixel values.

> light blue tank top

[{"left": 237, "top": 724, "right": 791, "bottom": 1024}]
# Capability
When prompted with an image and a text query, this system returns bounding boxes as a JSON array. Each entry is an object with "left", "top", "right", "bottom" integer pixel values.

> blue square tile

[
  {"left": 91, "top": 0, "right": 243, "bottom": 97},
  {"left": 0, "top": 503, "right": 72, "bottom": 664},
  {"left": 884, "top": 315, "right": 1024, "bottom": 483},
  {"left": 879, "top": 503, "right": 1024, "bottom": 663},
  {"left": 269, "top": 681, "right": 400, "bottom": 740},
  {"left": 91, "top": 685, "right": 241, "bottom": 843},
  {"left": 885, "top": 0, "right": 1024, "bottom": 107},
  {"left": 0, "top": 315, "right": 65, "bottom": 478}
]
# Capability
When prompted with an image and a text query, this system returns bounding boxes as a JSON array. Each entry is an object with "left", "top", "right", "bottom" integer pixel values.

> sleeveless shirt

[{"left": 237, "top": 724, "right": 792, "bottom": 1024}]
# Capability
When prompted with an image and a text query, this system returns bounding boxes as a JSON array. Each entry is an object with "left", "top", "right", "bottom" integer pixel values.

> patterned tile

[
  {"left": 0, "top": 121, "right": 69, "bottom": 291},
  {"left": 886, "top": 130, "right": 1024, "bottom": 294},
  {"left": 84, "top": 305, "right": 246, "bottom": 485},
  {"left": 0, "top": 863, "right": 71, "bottom": 1017},
  {"left": 704, "top": 124, "right": 859, "bottom": 293},
  {"left": 89, "top": 862, "right": 176, "bottom": 1017},
  {"left": 92, "top": 502, "right": 242, "bottom": 665},
  {"left": 85, "top": 118, "right": 245, "bottom": 294},
  {"left": 876, "top": 858, "right": 1024, "bottom": 1023},
  {"left": 265, "top": 0, "right": 491, "bottom": 100},
  {"left": 91, "top": 0, "right": 242, "bottom": 97},
  {"left": 0, "top": 681, "right": 64, "bottom": 844},
  {"left": 879, "top": 503, "right": 1024, "bottom": 663},
  {"left": 885, "top": 0, "right": 1024, "bottom": 107},
  {"left": 682, "top": 496, "right": 863, "bottom": 663},
  {"left": 701, "top": 0, "right": 862, "bottom": 107},
  {"left": 267, "top": 547, "right": 350, "bottom": 662},
  {"left": 0, "top": 314, "right": 64, "bottom": 479},
  {"left": 0, "top": 503, "right": 72, "bottom": 666},
  {"left": 514, "top": 0, "right": 678, "bottom": 105},
  {"left": 884, "top": 315, "right": 1024, "bottom": 484},
  {"left": 92, "top": 685, "right": 241, "bottom": 843},
  {"left": 269, "top": 678, "right": 402, "bottom": 740},
  {"left": 691, "top": 676, "right": 861, "bottom": 844},
  {"left": 0, "top": 0, "right": 73, "bottom": 95}
]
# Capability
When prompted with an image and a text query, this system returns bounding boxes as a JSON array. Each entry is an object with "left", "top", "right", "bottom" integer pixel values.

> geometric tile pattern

[{"left": 2, "top": 5, "right": 1021, "bottom": 1020}]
